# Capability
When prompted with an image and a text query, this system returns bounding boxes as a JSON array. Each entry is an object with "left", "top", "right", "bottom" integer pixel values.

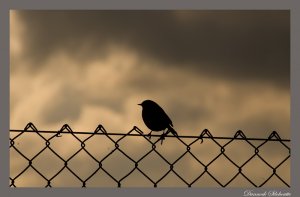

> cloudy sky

[{"left": 10, "top": 10, "right": 290, "bottom": 187}]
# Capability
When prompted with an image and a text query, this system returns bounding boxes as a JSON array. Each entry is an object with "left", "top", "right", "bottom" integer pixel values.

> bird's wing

[{"left": 157, "top": 105, "right": 173, "bottom": 127}]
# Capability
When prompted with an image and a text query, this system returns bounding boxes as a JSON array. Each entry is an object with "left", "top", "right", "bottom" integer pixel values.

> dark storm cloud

[{"left": 16, "top": 10, "right": 289, "bottom": 87}]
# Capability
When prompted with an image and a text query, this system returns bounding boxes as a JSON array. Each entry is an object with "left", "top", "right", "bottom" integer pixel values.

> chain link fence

[{"left": 10, "top": 122, "right": 290, "bottom": 187}]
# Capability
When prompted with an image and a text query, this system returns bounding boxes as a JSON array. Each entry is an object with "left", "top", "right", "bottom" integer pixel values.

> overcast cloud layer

[
  {"left": 10, "top": 11, "right": 290, "bottom": 187},
  {"left": 13, "top": 10, "right": 289, "bottom": 86}
]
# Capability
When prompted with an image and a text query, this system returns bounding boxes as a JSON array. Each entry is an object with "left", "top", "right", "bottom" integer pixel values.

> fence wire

[{"left": 9, "top": 122, "right": 290, "bottom": 187}]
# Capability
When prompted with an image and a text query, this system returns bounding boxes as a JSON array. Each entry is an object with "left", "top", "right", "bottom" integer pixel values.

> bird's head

[{"left": 138, "top": 100, "right": 157, "bottom": 108}]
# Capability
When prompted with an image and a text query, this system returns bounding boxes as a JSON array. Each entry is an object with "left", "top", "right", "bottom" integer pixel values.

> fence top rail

[{"left": 9, "top": 124, "right": 291, "bottom": 142}]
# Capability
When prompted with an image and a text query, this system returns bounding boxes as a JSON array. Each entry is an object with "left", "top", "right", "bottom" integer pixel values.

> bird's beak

[{"left": 138, "top": 103, "right": 142, "bottom": 106}]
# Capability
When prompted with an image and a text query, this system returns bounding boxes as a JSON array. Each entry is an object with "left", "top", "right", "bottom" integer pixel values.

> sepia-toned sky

[{"left": 10, "top": 10, "right": 290, "bottom": 187}]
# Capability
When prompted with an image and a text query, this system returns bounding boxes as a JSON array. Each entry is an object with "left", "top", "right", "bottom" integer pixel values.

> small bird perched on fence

[{"left": 138, "top": 100, "right": 178, "bottom": 144}]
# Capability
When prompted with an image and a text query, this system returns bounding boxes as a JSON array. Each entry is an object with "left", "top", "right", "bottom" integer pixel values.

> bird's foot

[{"left": 160, "top": 133, "right": 166, "bottom": 145}]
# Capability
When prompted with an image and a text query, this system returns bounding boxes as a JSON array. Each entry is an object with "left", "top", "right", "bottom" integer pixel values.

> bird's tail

[{"left": 168, "top": 126, "right": 178, "bottom": 137}]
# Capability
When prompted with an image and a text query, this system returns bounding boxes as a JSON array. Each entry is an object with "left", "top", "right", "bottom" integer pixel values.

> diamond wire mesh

[{"left": 9, "top": 122, "right": 290, "bottom": 188}]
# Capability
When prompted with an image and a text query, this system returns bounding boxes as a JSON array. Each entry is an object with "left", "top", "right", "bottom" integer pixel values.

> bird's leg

[
  {"left": 147, "top": 130, "right": 153, "bottom": 139},
  {"left": 160, "top": 134, "right": 165, "bottom": 145},
  {"left": 160, "top": 129, "right": 173, "bottom": 145},
  {"left": 160, "top": 130, "right": 167, "bottom": 145}
]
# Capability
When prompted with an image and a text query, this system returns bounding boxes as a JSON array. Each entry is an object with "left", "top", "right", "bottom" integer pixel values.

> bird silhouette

[{"left": 138, "top": 100, "right": 178, "bottom": 144}]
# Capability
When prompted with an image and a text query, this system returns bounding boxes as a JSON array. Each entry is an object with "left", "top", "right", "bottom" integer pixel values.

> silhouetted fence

[{"left": 10, "top": 123, "right": 290, "bottom": 187}]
